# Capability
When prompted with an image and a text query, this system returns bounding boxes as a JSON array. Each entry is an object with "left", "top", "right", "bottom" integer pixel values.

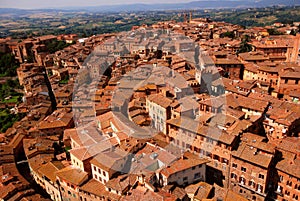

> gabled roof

[
  {"left": 147, "top": 94, "right": 173, "bottom": 108},
  {"left": 232, "top": 143, "right": 273, "bottom": 169},
  {"left": 160, "top": 152, "right": 209, "bottom": 177},
  {"left": 70, "top": 140, "right": 113, "bottom": 161},
  {"left": 38, "top": 161, "right": 64, "bottom": 182},
  {"left": 56, "top": 166, "right": 88, "bottom": 186},
  {"left": 276, "top": 157, "right": 300, "bottom": 179},
  {"left": 90, "top": 148, "right": 128, "bottom": 172}
]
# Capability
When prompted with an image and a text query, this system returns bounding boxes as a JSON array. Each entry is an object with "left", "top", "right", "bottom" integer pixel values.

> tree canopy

[
  {"left": 0, "top": 53, "right": 19, "bottom": 77},
  {"left": 237, "top": 35, "right": 253, "bottom": 54}
]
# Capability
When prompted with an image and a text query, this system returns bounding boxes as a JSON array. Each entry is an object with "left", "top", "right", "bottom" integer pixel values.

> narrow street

[{"left": 15, "top": 148, "right": 51, "bottom": 199}]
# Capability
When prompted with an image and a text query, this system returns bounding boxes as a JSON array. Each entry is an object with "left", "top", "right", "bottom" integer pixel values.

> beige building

[
  {"left": 90, "top": 148, "right": 128, "bottom": 185},
  {"left": 146, "top": 93, "right": 173, "bottom": 134},
  {"left": 70, "top": 141, "right": 113, "bottom": 174}
]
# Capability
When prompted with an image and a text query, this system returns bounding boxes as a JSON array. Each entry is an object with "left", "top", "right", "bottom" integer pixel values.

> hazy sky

[{"left": 0, "top": 0, "right": 189, "bottom": 9}]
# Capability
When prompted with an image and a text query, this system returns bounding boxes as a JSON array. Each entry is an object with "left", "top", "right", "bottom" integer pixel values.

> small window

[
  {"left": 194, "top": 173, "right": 201, "bottom": 179},
  {"left": 249, "top": 180, "right": 255, "bottom": 187},
  {"left": 258, "top": 174, "right": 264, "bottom": 179},
  {"left": 287, "top": 181, "right": 292, "bottom": 186},
  {"left": 279, "top": 175, "right": 283, "bottom": 182},
  {"left": 232, "top": 163, "right": 237, "bottom": 168},
  {"left": 241, "top": 167, "right": 247, "bottom": 172}
]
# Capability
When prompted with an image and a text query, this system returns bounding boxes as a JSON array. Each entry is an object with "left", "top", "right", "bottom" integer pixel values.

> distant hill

[
  {"left": 79, "top": 0, "right": 300, "bottom": 12},
  {"left": 0, "top": 0, "right": 299, "bottom": 13}
]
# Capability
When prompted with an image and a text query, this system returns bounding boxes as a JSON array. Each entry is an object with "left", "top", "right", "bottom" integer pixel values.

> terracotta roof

[
  {"left": 225, "top": 189, "right": 248, "bottom": 201},
  {"left": 90, "top": 148, "right": 128, "bottom": 172},
  {"left": 167, "top": 116, "right": 202, "bottom": 134},
  {"left": 160, "top": 152, "right": 209, "bottom": 177},
  {"left": 223, "top": 79, "right": 253, "bottom": 96},
  {"left": 105, "top": 174, "right": 137, "bottom": 192},
  {"left": 27, "top": 153, "right": 53, "bottom": 177},
  {"left": 251, "top": 37, "right": 294, "bottom": 48},
  {"left": 244, "top": 62, "right": 259, "bottom": 73},
  {"left": 147, "top": 94, "right": 173, "bottom": 108},
  {"left": 239, "top": 51, "right": 269, "bottom": 61},
  {"left": 241, "top": 132, "right": 265, "bottom": 143},
  {"left": 68, "top": 121, "right": 105, "bottom": 147},
  {"left": 199, "top": 95, "right": 225, "bottom": 108},
  {"left": 241, "top": 133, "right": 275, "bottom": 154},
  {"left": 37, "top": 108, "right": 73, "bottom": 130},
  {"left": 258, "top": 65, "right": 280, "bottom": 73},
  {"left": 234, "top": 94, "right": 269, "bottom": 112},
  {"left": 280, "top": 71, "right": 300, "bottom": 78},
  {"left": 38, "top": 161, "right": 64, "bottom": 182},
  {"left": 276, "top": 137, "right": 300, "bottom": 155},
  {"left": 20, "top": 194, "right": 51, "bottom": 201},
  {"left": 215, "top": 58, "right": 241, "bottom": 65},
  {"left": 266, "top": 107, "right": 300, "bottom": 126},
  {"left": 208, "top": 113, "right": 237, "bottom": 127},
  {"left": 0, "top": 183, "right": 17, "bottom": 200},
  {"left": 23, "top": 138, "right": 54, "bottom": 159},
  {"left": 213, "top": 183, "right": 244, "bottom": 201},
  {"left": 56, "top": 166, "right": 88, "bottom": 186},
  {"left": 167, "top": 117, "right": 237, "bottom": 145},
  {"left": 70, "top": 140, "right": 113, "bottom": 161},
  {"left": 232, "top": 143, "right": 273, "bottom": 168},
  {"left": 185, "top": 182, "right": 213, "bottom": 200},
  {"left": 276, "top": 157, "right": 300, "bottom": 179},
  {"left": 224, "top": 107, "right": 245, "bottom": 119},
  {"left": 178, "top": 96, "right": 199, "bottom": 112},
  {"left": 79, "top": 179, "right": 121, "bottom": 200},
  {"left": 121, "top": 185, "right": 175, "bottom": 201}
]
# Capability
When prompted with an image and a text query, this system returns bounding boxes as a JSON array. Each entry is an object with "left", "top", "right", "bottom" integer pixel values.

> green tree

[
  {"left": 267, "top": 28, "right": 284, "bottom": 35},
  {"left": 45, "top": 39, "right": 72, "bottom": 54},
  {"left": 220, "top": 31, "right": 235, "bottom": 39},
  {"left": 0, "top": 53, "right": 19, "bottom": 77},
  {"left": 290, "top": 29, "right": 297, "bottom": 36},
  {"left": 237, "top": 35, "right": 252, "bottom": 54}
]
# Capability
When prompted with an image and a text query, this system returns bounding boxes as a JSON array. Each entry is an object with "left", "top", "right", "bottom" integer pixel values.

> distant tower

[
  {"left": 189, "top": 10, "right": 193, "bottom": 23},
  {"left": 184, "top": 12, "right": 187, "bottom": 23}
]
